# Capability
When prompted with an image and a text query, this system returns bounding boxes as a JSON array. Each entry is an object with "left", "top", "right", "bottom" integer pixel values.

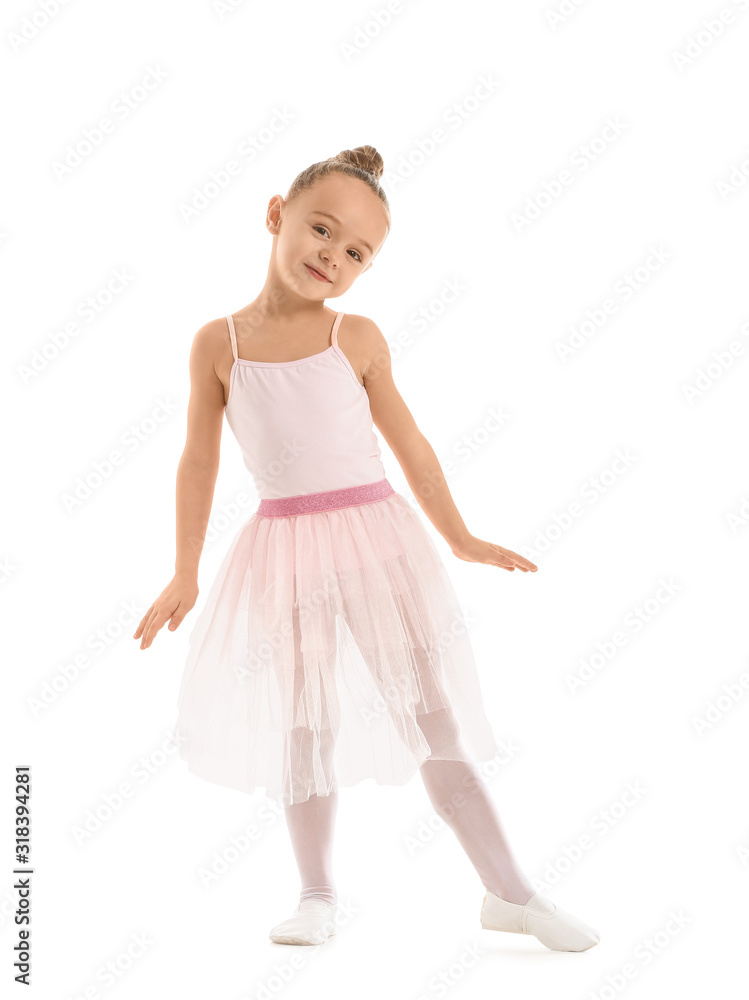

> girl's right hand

[{"left": 133, "top": 574, "right": 199, "bottom": 650}]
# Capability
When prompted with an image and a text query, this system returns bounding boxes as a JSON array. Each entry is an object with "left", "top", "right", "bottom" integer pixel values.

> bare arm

[
  {"left": 174, "top": 322, "right": 226, "bottom": 578},
  {"left": 134, "top": 320, "right": 227, "bottom": 648},
  {"left": 360, "top": 318, "right": 537, "bottom": 573}
]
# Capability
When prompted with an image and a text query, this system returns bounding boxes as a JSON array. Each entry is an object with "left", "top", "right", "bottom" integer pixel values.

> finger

[
  {"left": 142, "top": 623, "right": 159, "bottom": 649},
  {"left": 167, "top": 608, "right": 185, "bottom": 631},
  {"left": 504, "top": 549, "right": 538, "bottom": 572},
  {"left": 491, "top": 546, "right": 518, "bottom": 570},
  {"left": 493, "top": 555, "right": 515, "bottom": 569},
  {"left": 144, "top": 605, "right": 182, "bottom": 647},
  {"left": 146, "top": 613, "right": 171, "bottom": 647},
  {"left": 139, "top": 608, "right": 162, "bottom": 649},
  {"left": 491, "top": 554, "right": 515, "bottom": 570},
  {"left": 136, "top": 612, "right": 154, "bottom": 647},
  {"left": 133, "top": 606, "right": 155, "bottom": 640},
  {"left": 140, "top": 608, "right": 156, "bottom": 649}
]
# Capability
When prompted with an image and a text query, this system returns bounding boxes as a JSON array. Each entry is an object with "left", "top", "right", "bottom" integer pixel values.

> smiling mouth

[{"left": 305, "top": 263, "right": 332, "bottom": 282}]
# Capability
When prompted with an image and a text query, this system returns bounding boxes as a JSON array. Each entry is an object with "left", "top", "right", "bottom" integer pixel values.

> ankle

[
  {"left": 300, "top": 885, "right": 337, "bottom": 907},
  {"left": 487, "top": 885, "right": 535, "bottom": 906}
]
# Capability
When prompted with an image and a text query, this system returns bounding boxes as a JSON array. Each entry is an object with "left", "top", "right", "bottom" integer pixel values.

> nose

[{"left": 320, "top": 248, "right": 338, "bottom": 268}]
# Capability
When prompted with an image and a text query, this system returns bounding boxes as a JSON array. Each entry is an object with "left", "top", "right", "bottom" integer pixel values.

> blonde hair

[{"left": 285, "top": 145, "right": 390, "bottom": 230}]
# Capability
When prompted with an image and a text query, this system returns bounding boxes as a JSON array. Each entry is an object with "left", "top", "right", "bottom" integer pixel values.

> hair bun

[{"left": 333, "top": 145, "right": 384, "bottom": 180}]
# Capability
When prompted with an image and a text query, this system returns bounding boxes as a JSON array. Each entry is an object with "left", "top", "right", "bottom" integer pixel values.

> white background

[{"left": 3, "top": 0, "right": 748, "bottom": 996}]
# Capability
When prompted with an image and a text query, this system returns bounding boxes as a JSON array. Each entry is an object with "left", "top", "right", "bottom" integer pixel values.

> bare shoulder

[
  {"left": 342, "top": 312, "right": 387, "bottom": 345},
  {"left": 188, "top": 316, "right": 233, "bottom": 379},
  {"left": 185, "top": 316, "right": 233, "bottom": 408},
  {"left": 190, "top": 316, "right": 229, "bottom": 360},
  {"left": 340, "top": 313, "right": 391, "bottom": 381}
]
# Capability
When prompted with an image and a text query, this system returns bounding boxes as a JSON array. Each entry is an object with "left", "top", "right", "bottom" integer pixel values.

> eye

[{"left": 312, "top": 224, "right": 363, "bottom": 263}]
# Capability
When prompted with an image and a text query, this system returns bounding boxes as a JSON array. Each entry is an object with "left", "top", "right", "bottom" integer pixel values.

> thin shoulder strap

[
  {"left": 330, "top": 312, "right": 344, "bottom": 348},
  {"left": 226, "top": 314, "right": 238, "bottom": 361}
]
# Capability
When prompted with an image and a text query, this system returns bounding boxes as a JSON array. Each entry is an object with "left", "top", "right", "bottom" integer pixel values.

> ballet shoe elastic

[
  {"left": 480, "top": 890, "right": 600, "bottom": 952},
  {"left": 269, "top": 898, "right": 337, "bottom": 946}
]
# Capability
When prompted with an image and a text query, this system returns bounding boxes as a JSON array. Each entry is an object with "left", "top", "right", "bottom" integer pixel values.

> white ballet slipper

[
  {"left": 269, "top": 899, "right": 337, "bottom": 946},
  {"left": 480, "top": 890, "right": 600, "bottom": 952}
]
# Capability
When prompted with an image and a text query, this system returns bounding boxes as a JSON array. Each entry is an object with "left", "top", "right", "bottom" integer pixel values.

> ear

[{"left": 266, "top": 194, "right": 284, "bottom": 233}]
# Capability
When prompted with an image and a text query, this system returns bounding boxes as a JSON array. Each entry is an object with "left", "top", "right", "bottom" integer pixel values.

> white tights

[{"left": 282, "top": 754, "right": 535, "bottom": 908}]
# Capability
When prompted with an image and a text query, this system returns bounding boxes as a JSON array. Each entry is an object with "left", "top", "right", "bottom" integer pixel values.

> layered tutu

[{"left": 170, "top": 483, "right": 500, "bottom": 806}]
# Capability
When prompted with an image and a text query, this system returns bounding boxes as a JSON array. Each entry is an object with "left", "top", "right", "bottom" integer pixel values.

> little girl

[{"left": 134, "top": 145, "right": 599, "bottom": 951}]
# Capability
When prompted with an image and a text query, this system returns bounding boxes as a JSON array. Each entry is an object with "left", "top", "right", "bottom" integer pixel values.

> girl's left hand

[{"left": 450, "top": 535, "right": 538, "bottom": 572}]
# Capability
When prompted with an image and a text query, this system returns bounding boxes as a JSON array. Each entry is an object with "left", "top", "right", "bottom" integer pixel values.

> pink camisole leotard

[{"left": 224, "top": 311, "right": 387, "bottom": 501}]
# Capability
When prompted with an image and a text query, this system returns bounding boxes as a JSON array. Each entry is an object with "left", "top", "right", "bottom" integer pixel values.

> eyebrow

[{"left": 313, "top": 212, "right": 374, "bottom": 257}]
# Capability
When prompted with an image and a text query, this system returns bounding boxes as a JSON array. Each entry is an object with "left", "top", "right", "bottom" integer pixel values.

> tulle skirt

[{"left": 169, "top": 481, "right": 500, "bottom": 806}]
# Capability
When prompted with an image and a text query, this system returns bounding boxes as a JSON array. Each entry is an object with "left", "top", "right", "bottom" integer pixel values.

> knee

[{"left": 415, "top": 707, "right": 463, "bottom": 754}]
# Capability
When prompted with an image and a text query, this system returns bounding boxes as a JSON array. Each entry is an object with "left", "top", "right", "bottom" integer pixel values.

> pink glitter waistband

[{"left": 256, "top": 478, "right": 396, "bottom": 517}]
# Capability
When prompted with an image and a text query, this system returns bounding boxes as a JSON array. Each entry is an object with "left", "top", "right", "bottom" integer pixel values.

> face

[{"left": 266, "top": 172, "right": 390, "bottom": 300}]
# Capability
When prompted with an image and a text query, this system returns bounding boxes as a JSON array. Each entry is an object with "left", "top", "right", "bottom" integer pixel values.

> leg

[
  {"left": 283, "top": 789, "right": 338, "bottom": 907},
  {"left": 270, "top": 781, "right": 339, "bottom": 944},
  {"left": 280, "top": 601, "right": 339, "bottom": 907},
  {"left": 337, "top": 573, "right": 533, "bottom": 904},
  {"left": 418, "top": 739, "right": 534, "bottom": 905},
  {"left": 416, "top": 719, "right": 599, "bottom": 949},
  {"left": 269, "top": 603, "right": 339, "bottom": 945}
]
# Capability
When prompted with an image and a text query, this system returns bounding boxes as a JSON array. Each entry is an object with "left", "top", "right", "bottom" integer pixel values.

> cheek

[
  {"left": 280, "top": 236, "right": 305, "bottom": 260},
  {"left": 290, "top": 233, "right": 315, "bottom": 255}
]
